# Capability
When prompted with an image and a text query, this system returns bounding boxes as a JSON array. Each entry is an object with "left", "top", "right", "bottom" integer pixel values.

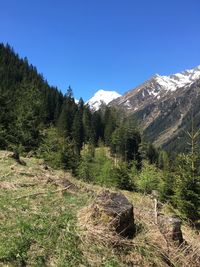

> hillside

[
  {"left": 0, "top": 151, "right": 200, "bottom": 267},
  {"left": 0, "top": 43, "right": 107, "bottom": 155},
  {"left": 0, "top": 43, "right": 64, "bottom": 151},
  {"left": 110, "top": 66, "right": 200, "bottom": 152}
]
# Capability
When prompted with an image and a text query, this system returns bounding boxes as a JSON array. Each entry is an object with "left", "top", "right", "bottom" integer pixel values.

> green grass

[
  {"left": 0, "top": 193, "right": 88, "bottom": 266},
  {"left": 0, "top": 152, "right": 90, "bottom": 266},
  {"left": 1, "top": 151, "right": 199, "bottom": 267}
]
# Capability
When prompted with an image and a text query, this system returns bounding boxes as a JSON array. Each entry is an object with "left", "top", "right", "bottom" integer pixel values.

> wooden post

[
  {"left": 152, "top": 190, "right": 159, "bottom": 224},
  {"left": 154, "top": 197, "right": 158, "bottom": 224}
]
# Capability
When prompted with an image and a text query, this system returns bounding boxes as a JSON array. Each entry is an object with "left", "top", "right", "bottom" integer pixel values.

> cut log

[
  {"left": 91, "top": 190, "right": 135, "bottom": 238},
  {"left": 158, "top": 215, "right": 183, "bottom": 245}
]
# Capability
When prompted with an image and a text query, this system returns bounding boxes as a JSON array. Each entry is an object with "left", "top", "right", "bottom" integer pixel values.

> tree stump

[
  {"left": 91, "top": 190, "right": 135, "bottom": 238},
  {"left": 158, "top": 215, "right": 183, "bottom": 245}
]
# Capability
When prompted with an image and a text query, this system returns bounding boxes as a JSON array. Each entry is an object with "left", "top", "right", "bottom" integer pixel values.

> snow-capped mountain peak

[
  {"left": 109, "top": 64, "right": 200, "bottom": 150},
  {"left": 110, "top": 65, "right": 200, "bottom": 112},
  {"left": 87, "top": 89, "right": 121, "bottom": 110},
  {"left": 154, "top": 65, "right": 200, "bottom": 92}
]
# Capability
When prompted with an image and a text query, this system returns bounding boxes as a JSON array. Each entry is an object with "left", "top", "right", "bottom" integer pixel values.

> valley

[{"left": 0, "top": 43, "right": 200, "bottom": 267}]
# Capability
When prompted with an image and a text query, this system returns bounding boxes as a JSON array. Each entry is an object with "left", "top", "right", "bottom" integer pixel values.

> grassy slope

[
  {"left": 0, "top": 152, "right": 90, "bottom": 267},
  {"left": 0, "top": 151, "right": 200, "bottom": 267}
]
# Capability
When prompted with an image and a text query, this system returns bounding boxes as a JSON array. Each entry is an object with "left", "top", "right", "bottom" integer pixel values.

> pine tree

[
  {"left": 173, "top": 154, "right": 200, "bottom": 222},
  {"left": 72, "top": 111, "right": 84, "bottom": 155},
  {"left": 66, "top": 86, "right": 73, "bottom": 99},
  {"left": 38, "top": 127, "right": 77, "bottom": 171},
  {"left": 92, "top": 111, "right": 104, "bottom": 145},
  {"left": 158, "top": 150, "right": 169, "bottom": 170},
  {"left": 104, "top": 107, "right": 117, "bottom": 145},
  {"left": 173, "top": 118, "right": 200, "bottom": 222},
  {"left": 137, "top": 160, "right": 161, "bottom": 194},
  {"left": 111, "top": 162, "right": 135, "bottom": 191},
  {"left": 147, "top": 144, "right": 158, "bottom": 164},
  {"left": 82, "top": 106, "right": 95, "bottom": 143},
  {"left": 111, "top": 120, "right": 141, "bottom": 162},
  {"left": 57, "top": 92, "right": 77, "bottom": 138},
  {"left": 0, "top": 43, "right": 65, "bottom": 151}
]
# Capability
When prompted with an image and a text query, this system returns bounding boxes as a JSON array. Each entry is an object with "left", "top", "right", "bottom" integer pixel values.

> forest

[{"left": 0, "top": 43, "right": 200, "bottom": 225}]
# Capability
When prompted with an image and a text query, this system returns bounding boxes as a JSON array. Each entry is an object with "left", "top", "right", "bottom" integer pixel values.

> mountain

[
  {"left": 87, "top": 89, "right": 121, "bottom": 110},
  {"left": 110, "top": 66, "right": 200, "bottom": 152}
]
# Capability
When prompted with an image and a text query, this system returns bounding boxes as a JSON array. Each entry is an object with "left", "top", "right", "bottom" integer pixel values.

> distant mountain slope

[
  {"left": 87, "top": 89, "right": 121, "bottom": 110},
  {"left": 110, "top": 66, "right": 200, "bottom": 152}
]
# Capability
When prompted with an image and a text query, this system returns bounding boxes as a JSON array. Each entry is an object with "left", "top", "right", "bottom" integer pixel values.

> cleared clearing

[{"left": 0, "top": 151, "right": 199, "bottom": 267}]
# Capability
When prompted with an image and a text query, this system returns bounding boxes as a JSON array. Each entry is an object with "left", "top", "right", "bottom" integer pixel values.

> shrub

[
  {"left": 136, "top": 160, "right": 161, "bottom": 194},
  {"left": 172, "top": 154, "right": 200, "bottom": 222},
  {"left": 38, "top": 127, "right": 77, "bottom": 170}
]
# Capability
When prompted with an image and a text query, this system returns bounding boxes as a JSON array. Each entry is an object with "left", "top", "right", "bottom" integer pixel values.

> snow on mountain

[
  {"left": 109, "top": 65, "right": 200, "bottom": 150},
  {"left": 110, "top": 65, "right": 200, "bottom": 115},
  {"left": 88, "top": 66, "right": 200, "bottom": 111},
  {"left": 87, "top": 89, "right": 121, "bottom": 110},
  {"left": 154, "top": 65, "right": 200, "bottom": 92}
]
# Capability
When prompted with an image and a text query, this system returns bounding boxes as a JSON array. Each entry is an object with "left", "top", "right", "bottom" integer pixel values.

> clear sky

[{"left": 1, "top": 0, "right": 200, "bottom": 101}]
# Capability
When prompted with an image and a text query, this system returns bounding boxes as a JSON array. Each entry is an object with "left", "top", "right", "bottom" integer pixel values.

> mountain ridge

[
  {"left": 109, "top": 65, "right": 200, "bottom": 152},
  {"left": 110, "top": 65, "right": 200, "bottom": 109}
]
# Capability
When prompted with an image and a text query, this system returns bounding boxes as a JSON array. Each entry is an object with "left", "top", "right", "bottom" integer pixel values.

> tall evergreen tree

[
  {"left": 57, "top": 88, "right": 77, "bottom": 138},
  {"left": 0, "top": 43, "right": 66, "bottom": 151},
  {"left": 82, "top": 105, "right": 95, "bottom": 143},
  {"left": 104, "top": 107, "right": 117, "bottom": 145},
  {"left": 173, "top": 154, "right": 200, "bottom": 222},
  {"left": 92, "top": 111, "right": 104, "bottom": 145},
  {"left": 111, "top": 120, "right": 141, "bottom": 162},
  {"left": 172, "top": 119, "right": 200, "bottom": 222},
  {"left": 72, "top": 111, "right": 84, "bottom": 155}
]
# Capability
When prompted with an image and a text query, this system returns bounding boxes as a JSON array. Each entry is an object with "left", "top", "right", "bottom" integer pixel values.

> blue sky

[{"left": 1, "top": 0, "right": 200, "bottom": 101}]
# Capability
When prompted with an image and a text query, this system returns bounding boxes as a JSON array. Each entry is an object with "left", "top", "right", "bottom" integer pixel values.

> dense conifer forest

[{"left": 0, "top": 43, "right": 200, "bottom": 225}]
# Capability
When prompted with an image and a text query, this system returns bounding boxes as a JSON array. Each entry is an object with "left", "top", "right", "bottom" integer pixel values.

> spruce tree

[
  {"left": 72, "top": 111, "right": 84, "bottom": 155},
  {"left": 173, "top": 154, "right": 200, "bottom": 222},
  {"left": 104, "top": 107, "right": 117, "bottom": 145},
  {"left": 57, "top": 91, "right": 77, "bottom": 138},
  {"left": 82, "top": 106, "right": 95, "bottom": 143},
  {"left": 173, "top": 118, "right": 200, "bottom": 222}
]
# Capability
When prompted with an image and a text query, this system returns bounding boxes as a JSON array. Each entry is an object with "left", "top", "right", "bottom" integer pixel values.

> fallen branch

[
  {"left": 18, "top": 172, "right": 36, "bottom": 177},
  {"left": 16, "top": 185, "right": 71, "bottom": 200},
  {"left": 18, "top": 183, "right": 38, "bottom": 188}
]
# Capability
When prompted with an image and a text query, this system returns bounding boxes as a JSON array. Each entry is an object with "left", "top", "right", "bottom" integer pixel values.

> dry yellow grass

[{"left": 0, "top": 150, "right": 200, "bottom": 266}]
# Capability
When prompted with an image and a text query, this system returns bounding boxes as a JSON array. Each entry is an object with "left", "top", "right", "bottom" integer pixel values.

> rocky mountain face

[
  {"left": 87, "top": 89, "right": 121, "bottom": 110},
  {"left": 110, "top": 66, "right": 200, "bottom": 152}
]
